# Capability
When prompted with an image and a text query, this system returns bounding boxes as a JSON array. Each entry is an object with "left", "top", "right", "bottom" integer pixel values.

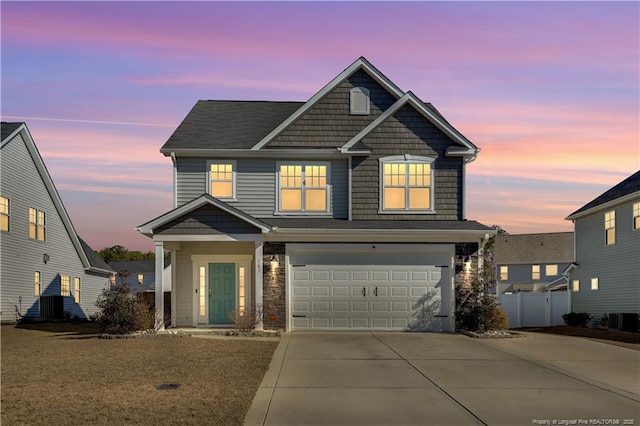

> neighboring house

[
  {"left": 494, "top": 232, "right": 574, "bottom": 294},
  {"left": 1, "top": 122, "right": 113, "bottom": 322},
  {"left": 137, "top": 57, "right": 494, "bottom": 332},
  {"left": 108, "top": 258, "right": 172, "bottom": 295},
  {"left": 565, "top": 171, "right": 640, "bottom": 325}
]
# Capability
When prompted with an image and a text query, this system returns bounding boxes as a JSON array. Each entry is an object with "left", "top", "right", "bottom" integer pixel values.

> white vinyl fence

[{"left": 499, "top": 291, "right": 569, "bottom": 328}]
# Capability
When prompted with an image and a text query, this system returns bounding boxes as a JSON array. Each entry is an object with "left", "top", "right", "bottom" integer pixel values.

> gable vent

[{"left": 350, "top": 87, "right": 370, "bottom": 115}]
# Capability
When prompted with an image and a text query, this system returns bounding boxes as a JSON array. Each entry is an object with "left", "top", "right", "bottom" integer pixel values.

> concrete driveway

[{"left": 245, "top": 332, "right": 639, "bottom": 426}]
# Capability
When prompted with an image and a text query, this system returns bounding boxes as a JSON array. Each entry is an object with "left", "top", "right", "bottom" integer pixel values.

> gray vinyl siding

[
  {"left": 570, "top": 198, "right": 640, "bottom": 319},
  {"left": 175, "top": 158, "right": 348, "bottom": 219},
  {"left": 0, "top": 133, "right": 110, "bottom": 322},
  {"left": 352, "top": 105, "right": 463, "bottom": 220},
  {"left": 266, "top": 70, "right": 397, "bottom": 149},
  {"left": 173, "top": 242, "right": 254, "bottom": 327}
]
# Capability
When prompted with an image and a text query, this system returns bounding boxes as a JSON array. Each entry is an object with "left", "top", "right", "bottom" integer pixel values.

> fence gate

[{"left": 499, "top": 291, "right": 569, "bottom": 328}]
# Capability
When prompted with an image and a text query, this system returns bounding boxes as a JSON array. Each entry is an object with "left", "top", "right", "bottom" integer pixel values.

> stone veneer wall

[
  {"left": 454, "top": 242, "right": 480, "bottom": 290},
  {"left": 262, "top": 242, "right": 286, "bottom": 329}
]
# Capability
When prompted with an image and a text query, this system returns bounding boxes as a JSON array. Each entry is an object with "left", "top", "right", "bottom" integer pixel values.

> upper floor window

[
  {"left": 137, "top": 274, "right": 144, "bottom": 285},
  {"left": 0, "top": 196, "right": 9, "bottom": 232},
  {"left": 61, "top": 274, "right": 70, "bottom": 296},
  {"left": 379, "top": 156, "right": 434, "bottom": 213},
  {"left": 208, "top": 161, "right": 236, "bottom": 200},
  {"left": 110, "top": 275, "right": 116, "bottom": 286},
  {"left": 278, "top": 163, "right": 329, "bottom": 213},
  {"left": 29, "top": 208, "right": 46, "bottom": 241},
  {"left": 545, "top": 265, "right": 558, "bottom": 276},
  {"left": 633, "top": 202, "right": 640, "bottom": 230},
  {"left": 350, "top": 87, "right": 370, "bottom": 115},
  {"left": 499, "top": 266, "right": 508, "bottom": 281},
  {"left": 532, "top": 265, "right": 540, "bottom": 280},
  {"left": 605, "top": 210, "right": 615, "bottom": 245}
]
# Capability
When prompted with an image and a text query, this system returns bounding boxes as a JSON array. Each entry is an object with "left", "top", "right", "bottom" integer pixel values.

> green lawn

[{"left": 1, "top": 322, "right": 278, "bottom": 425}]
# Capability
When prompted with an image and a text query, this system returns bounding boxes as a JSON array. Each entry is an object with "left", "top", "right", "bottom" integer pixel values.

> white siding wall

[
  {"left": 172, "top": 242, "right": 254, "bottom": 327},
  {"left": 0, "top": 133, "right": 109, "bottom": 322},
  {"left": 571, "top": 198, "right": 640, "bottom": 319}
]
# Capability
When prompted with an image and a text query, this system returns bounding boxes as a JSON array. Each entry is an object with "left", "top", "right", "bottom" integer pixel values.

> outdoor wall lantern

[
  {"left": 463, "top": 255, "right": 471, "bottom": 271},
  {"left": 43, "top": 254, "right": 50, "bottom": 264},
  {"left": 267, "top": 255, "right": 279, "bottom": 270}
]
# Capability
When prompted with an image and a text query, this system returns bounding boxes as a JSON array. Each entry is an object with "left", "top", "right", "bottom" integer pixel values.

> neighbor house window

[
  {"left": 633, "top": 202, "right": 640, "bottom": 230},
  {"left": 605, "top": 210, "right": 615, "bottom": 245},
  {"left": 350, "top": 86, "right": 370, "bottom": 115},
  {"left": 380, "top": 156, "right": 434, "bottom": 212},
  {"left": 137, "top": 274, "right": 144, "bottom": 285},
  {"left": 110, "top": 275, "right": 116, "bottom": 286},
  {"left": 591, "top": 277, "right": 599, "bottom": 290},
  {"left": 572, "top": 280, "right": 579, "bottom": 292},
  {"left": 208, "top": 161, "right": 236, "bottom": 199},
  {"left": 500, "top": 266, "right": 508, "bottom": 280},
  {"left": 61, "top": 274, "right": 70, "bottom": 296},
  {"left": 74, "top": 277, "right": 81, "bottom": 303},
  {"left": 0, "top": 196, "right": 9, "bottom": 232},
  {"left": 34, "top": 271, "right": 41, "bottom": 296},
  {"left": 29, "top": 208, "right": 46, "bottom": 241},
  {"left": 532, "top": 265, "right": 540, "bottom": 280},
  {"left": 278, "top": 163, "right": 329, "bottom": 212},
  {"left": 546, "top": 265, "right": 558, "bottom": 276}
]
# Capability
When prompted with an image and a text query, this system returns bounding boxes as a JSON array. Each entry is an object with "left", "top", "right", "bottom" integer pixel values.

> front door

[{"left": 208, "top": 263, "right": 235, "bottom": 324}]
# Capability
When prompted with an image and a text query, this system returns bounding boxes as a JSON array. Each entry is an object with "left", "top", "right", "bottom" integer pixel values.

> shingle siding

[
  {"left": 1, "top": 132, "right": 109, "bottom": 322},
  {"left": 266, "top": 70, "right": 397, "bottom": 149},
  {"left": 156, "top": 204, "right": 261, "bottom": 235},
  {"left": 352, "top": 105, "right": 463, "bottom": 220},
  {"left": 570, "top": 198, "right": 640, "bottom": 318}
]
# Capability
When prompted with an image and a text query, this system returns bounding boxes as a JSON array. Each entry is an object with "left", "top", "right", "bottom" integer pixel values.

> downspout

[{"left": 171, "top": 152, "right": 177, "bottom": 209}]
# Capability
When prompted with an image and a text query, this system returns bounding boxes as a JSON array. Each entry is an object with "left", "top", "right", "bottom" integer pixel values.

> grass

[{"left": 1, "top": 322, "right": 278, "bottom": 425}]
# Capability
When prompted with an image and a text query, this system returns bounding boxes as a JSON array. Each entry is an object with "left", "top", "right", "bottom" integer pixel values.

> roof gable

[
  {"left": 566, "top": 171, "right": 640, "bottom": 219},
  {"left": 1, "top": 122, "right": 111, "bottom": 275},
  {"left": 137, "top": 194, "right": 271, "bottom": 236},
  {"left": 251, "top": 57, "right": 404, "bottom": 150},
  {"left": 494, "top": 232, "right": 574, "bottom": 265}
]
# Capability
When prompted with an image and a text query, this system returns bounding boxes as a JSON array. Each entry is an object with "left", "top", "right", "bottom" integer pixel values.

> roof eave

[{"left": 565, "top": 190, "right": 640, "bottom": 221}]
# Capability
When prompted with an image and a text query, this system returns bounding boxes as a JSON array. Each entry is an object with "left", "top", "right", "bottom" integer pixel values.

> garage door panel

[{"left": 290, "top": 258, "right": 450, "bottom": 331}]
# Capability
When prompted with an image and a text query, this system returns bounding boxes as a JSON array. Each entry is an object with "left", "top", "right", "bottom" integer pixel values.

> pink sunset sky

[{"left": 1, "top": 1, "right": 638, "bottom": 252}]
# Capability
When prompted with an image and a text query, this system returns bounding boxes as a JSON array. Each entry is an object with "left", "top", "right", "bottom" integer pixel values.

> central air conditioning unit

[{"left": 608, "top": 313, "right": 639, "bottom": 332}]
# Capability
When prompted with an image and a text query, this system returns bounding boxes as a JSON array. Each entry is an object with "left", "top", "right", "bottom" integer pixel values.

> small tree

[
  {"left": 94, "top": 284, "right": 153, "bottom": 334},
  {"left": 455, "top": 236, "right": 509, "bottom": 332}
]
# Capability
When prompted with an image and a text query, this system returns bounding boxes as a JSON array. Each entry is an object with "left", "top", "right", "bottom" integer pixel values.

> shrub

[
  {"left": 227, "top": 303, "right": 263, "bottom": 332},
  {"left": 94, "top": 284, "right": 154, "bottom": 334},
  {"left": 599, "top": 313, "right": 609, "bottom": 329},
  {"left": 562, "top": 312, "right": 592, "bottom": 327}
]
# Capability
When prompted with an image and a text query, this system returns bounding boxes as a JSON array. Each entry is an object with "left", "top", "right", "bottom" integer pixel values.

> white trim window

[
  {"left": 379, "top": 156, "right": 434, "bottom": 213},
  {"left": 61, "top": 274, "right": 70, "bottom": 296},
  {"left": 499, "top": 266, "right": 508, "bottom": 281},
  {"left": 207, "top": 161, "right": 236, "bottom": 200},
  {"left": 633, "top": 202, "right": 640, "bottom": 230},
  {"left": 277, "top": 162, "right": 330, "bottom": 213},
  {"left": 532, "top": 265, "right": 541, "bottom": 280},
  {"left": 137, "top": 274, "right": 144, "bottom": 286},
  {"left": 29, "top": 207, "right": 46, "bottom": 241},
  {"left": 572, "top": 279, "right": 579, "bottom": 292},
  {"left": 545, "top": 265, "right": 558, "bottom": 276},
  {"left": 74, "top": 277, "right": 81, "bottom": 303},
  {"left": 605, "top": 210, "right": 615, "bottom": 245},
  {"left": 0, "top": 196, "right": 9, "bottom": 232},
  {"left": 591, "top": 277, "right": 599, "bottom": 291},
  {"left": 34, "top": 271, "right": 41, "bottom": 296}
]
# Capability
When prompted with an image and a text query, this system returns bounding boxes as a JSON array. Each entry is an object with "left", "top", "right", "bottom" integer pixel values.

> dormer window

[
  {"left": 350, "top": 87, "right": 370, "bottom": 115},
  {"left": 379, "top": 155, "right": 435, "bottom": 213}
]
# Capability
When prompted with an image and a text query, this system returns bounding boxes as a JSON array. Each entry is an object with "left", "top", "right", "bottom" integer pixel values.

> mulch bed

[{"left": 518, "top": 325, "right": 640, "bottom": 344}]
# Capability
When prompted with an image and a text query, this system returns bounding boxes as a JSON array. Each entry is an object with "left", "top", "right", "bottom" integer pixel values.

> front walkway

[{"left": 245, "top": 332, "right": 640, "bottom": 426}]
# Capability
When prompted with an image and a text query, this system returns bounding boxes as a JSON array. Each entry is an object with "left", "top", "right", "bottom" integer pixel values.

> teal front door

[{"left": 209, "top": 263, "right": 236, "bottom": 324}]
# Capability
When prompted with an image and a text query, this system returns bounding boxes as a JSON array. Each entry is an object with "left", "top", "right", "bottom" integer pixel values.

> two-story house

[
  {"left": 494, "top": 232, "right": 574, "bottom": 294},
  {"left": 565, "top": 171, "right": 640, "bottom": 327},
  {"left": 137, "top": 57, "right": 494, "bottom": 332},
  {"left": 1, "top": 122, "right": 113, "bottom": 322}
]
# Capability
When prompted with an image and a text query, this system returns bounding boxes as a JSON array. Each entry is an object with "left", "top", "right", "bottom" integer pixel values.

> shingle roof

[
  {"left": 264, "top": 218, "right": 492, "bottom": 231},
  {"left": 1, "top": 122, "right": 23, "bottom": 142},
  {"left": 161, "top": 101, "right": 304, "bottom": 151},
  {"left": 567, "top": 171, "right": 640, "bottom": 218},
  {"left": 78, "top": 237, "right": 113, "bottom": 272},
  {"left": 494, "top": 232, "right": 574, "bottom": 265},
  {"left": 108, "top": 260, "right": 156, "bottom": 274}
]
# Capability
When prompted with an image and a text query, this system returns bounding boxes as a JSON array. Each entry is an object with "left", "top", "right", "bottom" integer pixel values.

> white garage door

[{"left": 290, "top": 263, "right": 447, "bottom": 331}]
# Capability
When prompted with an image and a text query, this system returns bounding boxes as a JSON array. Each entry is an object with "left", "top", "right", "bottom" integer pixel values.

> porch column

[
  {"left": 154, "top": 241, "right": 165, "bottom": 331},
  {"left": 254, "top": 241, "right": 264, "bottom": 330}
]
